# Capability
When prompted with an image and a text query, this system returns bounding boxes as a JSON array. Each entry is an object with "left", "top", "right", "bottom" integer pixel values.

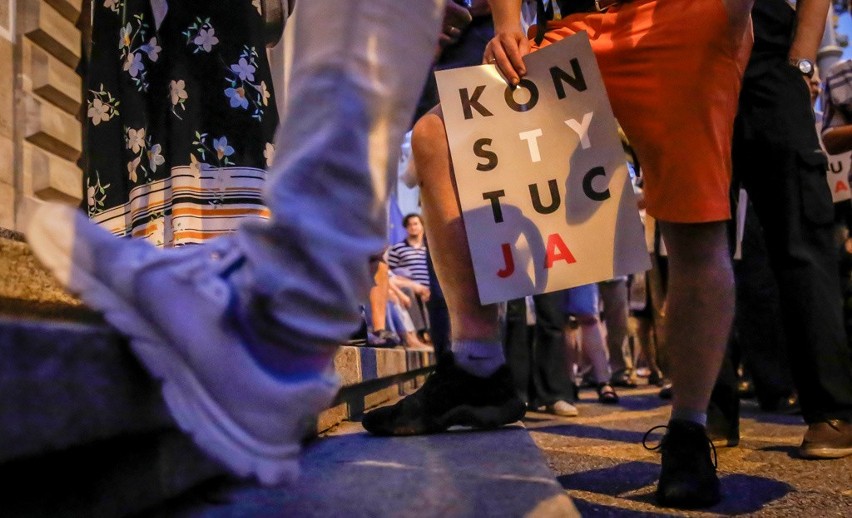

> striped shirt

[{"left": 387, "top": 240, "right": 430, "bottom": 287}]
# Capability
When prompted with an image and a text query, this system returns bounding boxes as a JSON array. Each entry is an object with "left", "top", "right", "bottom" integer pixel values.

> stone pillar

[
  {"left": 0, "top": 1, "right": 15, "bottom": 230},
  {"left": 0, "top": 0, "right": 83, "bottom": 234}
]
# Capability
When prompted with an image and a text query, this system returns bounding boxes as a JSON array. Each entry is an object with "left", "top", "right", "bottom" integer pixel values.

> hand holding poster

[{"left": 435, "top": 32, "right": 649, "bottom": 304}]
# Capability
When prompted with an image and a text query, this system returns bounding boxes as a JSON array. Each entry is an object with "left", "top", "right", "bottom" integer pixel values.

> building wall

[
  {"left": 0, "top": 2, "right": 300, "bottom": 234},
  {"left": 1, "top": 1, "right": 16, "bottom": 230},
  {"left": 1, "top": 0, "right": 83, "bottom": 233}
]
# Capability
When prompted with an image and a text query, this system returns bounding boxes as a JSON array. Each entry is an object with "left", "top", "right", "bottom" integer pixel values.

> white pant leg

[{"left": 238, "top": 1, "right": 445, "bottom": 349}]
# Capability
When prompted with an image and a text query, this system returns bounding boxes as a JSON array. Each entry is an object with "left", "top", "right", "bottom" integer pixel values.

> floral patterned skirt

[{"left": 84, "top": 0, "right": 278, "bottom": 246}]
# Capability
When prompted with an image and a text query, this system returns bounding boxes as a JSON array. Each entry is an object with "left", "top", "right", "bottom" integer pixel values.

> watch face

[{"left": 799, "top": 60, "right": 814, "bottom": 76}]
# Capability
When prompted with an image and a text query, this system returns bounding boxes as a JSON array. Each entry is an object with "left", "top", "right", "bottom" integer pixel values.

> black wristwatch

[{"left": 790, "top": 57, "right": 815, "bottom": 78}]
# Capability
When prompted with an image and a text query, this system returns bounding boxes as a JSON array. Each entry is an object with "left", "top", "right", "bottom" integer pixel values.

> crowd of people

[{"left": 21, "top": 0, "right": 852, "bottom": 512}]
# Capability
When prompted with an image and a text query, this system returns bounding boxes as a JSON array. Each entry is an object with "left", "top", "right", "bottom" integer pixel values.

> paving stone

[
  {"left": 0, "top": 317, "right": 171, "bottom": 462},
  {"left": 530, "top": 384, "right": 852, "bottom": 517},
  {"left": 0, "top": 429, "right": 226, "bottom": 518},
  {"left": 144, "top": 421, "right": 579, "bottom": 518},
  {"left": 0, "top": 317, "right": 434, "bottom": 460}
]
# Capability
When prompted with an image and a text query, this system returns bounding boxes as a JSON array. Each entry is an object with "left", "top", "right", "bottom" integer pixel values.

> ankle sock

[
  {"left": 670, "top": 408, "right": 708, "bottom": 428},
  {"left": 451, "top": 339, "right": 505, "bottom": 377},
  {"left": 236, "top": 290, "right": 336, "bottom": 377}
]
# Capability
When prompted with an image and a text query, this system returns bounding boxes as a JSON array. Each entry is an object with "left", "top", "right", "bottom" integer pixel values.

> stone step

[
  {"left": 1, "top": 226, "right": 436, "bottom": 516},
  {"left": 0, "top": 228, "right": 91, "bottom": 321},
  {"left": 0, "top": 314, "right": 433, "bottom": 516},
  {"left": 0, "top": 430, "right": 226, "bottom": 518},
  {"left": 143, "top": 420, "right": 579, "bottom": 517},
  {"left": 0, "top": 316, "right": 434, "bottom": 463},
  {"left": 0, "top": 227, "right": 436, "bottom": 461}
]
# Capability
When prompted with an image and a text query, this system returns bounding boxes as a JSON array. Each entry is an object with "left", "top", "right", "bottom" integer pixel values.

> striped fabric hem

[{"left": 90, "top": 166, "right": 271, "bottom": 247}]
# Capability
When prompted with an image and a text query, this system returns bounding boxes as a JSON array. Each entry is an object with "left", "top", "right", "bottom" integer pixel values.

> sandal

[{"left": 597, "top": 383, "right": 620, "bottom": 405}]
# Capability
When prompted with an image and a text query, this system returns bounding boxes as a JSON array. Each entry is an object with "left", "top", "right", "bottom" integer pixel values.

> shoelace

[{"left": 642, "top": 424, "right": 719, "bottom": 469}]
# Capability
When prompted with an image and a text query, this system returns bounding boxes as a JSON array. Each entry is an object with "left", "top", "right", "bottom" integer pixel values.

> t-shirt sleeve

[
  {"left": 387, "top": 245, "right": 400, "bottom": 269},
  {"left": 823, "top": 63, "right": 852, "bottom": 133},
  {"left": 823, "top": 82, "right": 849, "bottom": 133}
]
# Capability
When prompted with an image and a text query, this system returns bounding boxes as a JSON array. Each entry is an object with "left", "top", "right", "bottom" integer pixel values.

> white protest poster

[
  {"left": 817, "top": 120, "right": 852, "bottom": 203},
  {"left": 826, "top": 152, "right": 852, "bottom": 203},
  {"left": 435, "top": 32, "right": 649, "bottom": 305}
]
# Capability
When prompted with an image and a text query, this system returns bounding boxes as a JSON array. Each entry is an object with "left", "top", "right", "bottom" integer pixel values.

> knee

[{"left": 411, "top": 110, "right": 449, "bottom": 177}]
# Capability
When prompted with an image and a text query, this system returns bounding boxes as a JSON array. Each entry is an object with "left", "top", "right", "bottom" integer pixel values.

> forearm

[
  {"left": 789, "top": 0, "right": 829, "bottom": 62},
  {"left": 390, "top": 276, "right": 413, "bottom": 289},
  {"left": 488, "top": 0, "right": 523, "bottom": 32},
  {"left": 822, "top": 126, "right": 852, "bottom": 154}
]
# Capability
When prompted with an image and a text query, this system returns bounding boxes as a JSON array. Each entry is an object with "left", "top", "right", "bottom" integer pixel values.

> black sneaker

[
  {"left": 361, "top": 356, "right": 526, "bottom": 436},
  {"left": 644, "top": 420, "right": 721, "bottom": 509}
]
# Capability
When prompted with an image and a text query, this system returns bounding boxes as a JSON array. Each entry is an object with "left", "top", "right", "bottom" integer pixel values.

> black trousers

[
  {"left": 716, "top": 58, "right": 852, "bottom": 423},
  {"left": 504, "top": 292, "right": 576, "bottom": 407},
  {"left": 733, "top": 201, "right": 795, "bottom": 406}
]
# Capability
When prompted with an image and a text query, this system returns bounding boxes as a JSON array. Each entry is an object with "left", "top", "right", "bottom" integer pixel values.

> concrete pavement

[
  {"left": 142, "top": 382, "right": 851, "bottom": 517},
  {"left": 147, "top": 422, "right": 578, "bottom": 517},
  {"left": 531, "top": 384, "right": 852, "bottom": 516}
]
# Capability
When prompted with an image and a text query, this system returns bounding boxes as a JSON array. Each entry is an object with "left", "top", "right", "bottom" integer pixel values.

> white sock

[{"left": 452, "top": 339, "right": 506, "bottom": 377}]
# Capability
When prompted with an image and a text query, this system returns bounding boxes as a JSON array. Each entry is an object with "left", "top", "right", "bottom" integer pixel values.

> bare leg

[
  {"left": 563, "top": 325, "right": 580, "bottom": 379},
  {"left": 635, "top": 315, "right": 664, "bottom": 380},
  {"left": 412, "top": 109, "right": 500, "bottom": 342},
  {"left": 361, "top": 105, "right": 525, "bottom": 435},
  {"left": 647, "top": 252, "right": 670, "bottom": 373},
  {"left": 369, "top": 260, "right": 390, "bottom": 332},
  {"left": 659, "top": 221, "right": 734, "bottom": 416},
  {"left": 577, "top": 317, "right": 611, "bottom": 385}
]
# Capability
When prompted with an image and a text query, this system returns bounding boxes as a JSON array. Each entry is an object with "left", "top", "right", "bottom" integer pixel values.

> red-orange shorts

[{"left": 531, "top": 0, "right": 753, "bottom": 223}]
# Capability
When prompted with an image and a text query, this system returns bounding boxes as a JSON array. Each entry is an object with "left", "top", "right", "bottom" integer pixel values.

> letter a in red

[
  {"left": 544, "top": 233, "right": 576, "bottom": 269},
  {"left": 497, "top": 243, "right": 515, "bottom": 278},
  {"left": 836, "top": 180, "right": 849, "bottom": 193}
]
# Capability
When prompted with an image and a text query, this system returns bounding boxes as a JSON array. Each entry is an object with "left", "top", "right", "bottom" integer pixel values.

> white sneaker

[
  {"left": 546, "top": 400, "right": 579, "bottom": 417},
  {"left": 27, "top": 204, "right": 339, "bottom": 485}
]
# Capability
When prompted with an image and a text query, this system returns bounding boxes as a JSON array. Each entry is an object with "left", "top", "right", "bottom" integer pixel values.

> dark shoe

[
  {"left": 798, "top": 419, "right": 852, "bottom": 459},
  {"left": 737, "top": 378, "right": 755, "bottom": 399},
  {"left": 706, "top": 420, "right": 739, "bottom": 448},
  {"left": 645, "top": 420, "right": 721, "bottom": 509},
  {"left": 610, "top": 372, "right": 639, "bottom": 388},
  {"left": 368, "top": 329, "right": 401, "bottom": 348},
  {"left": 759, "top": 393, "right": 800, "bottom": 415},
  {"left": 658, "top": 382, "right": 673, "bottom": 400},
  {"left": 578, "top": 374, "right": 597, "bottom": 389},
  {"left": 361, "top": 356, "right": 526, "bottom": 436},
  {"left": 597, "top": 383, "right": 620, "bottom": 404},
  {"left": 647, "top": 370, "right": 666, "bottom": 387}
]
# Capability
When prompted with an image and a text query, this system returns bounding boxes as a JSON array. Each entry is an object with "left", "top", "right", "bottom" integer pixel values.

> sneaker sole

[
  {"left": 28, "top": 206, "right": 305, "bottom": 485},
  {"left": 372, "top": 400, "right": 526, "bottom": 436},
  {"left": 656, "top": 491, "right": 721, "bottom": 510},
  {"left": 798, "top": 446, "right": 852, "bottom": 459},
  {"left": 435, "top": 399, "right": 527, "bottom": 432}
]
